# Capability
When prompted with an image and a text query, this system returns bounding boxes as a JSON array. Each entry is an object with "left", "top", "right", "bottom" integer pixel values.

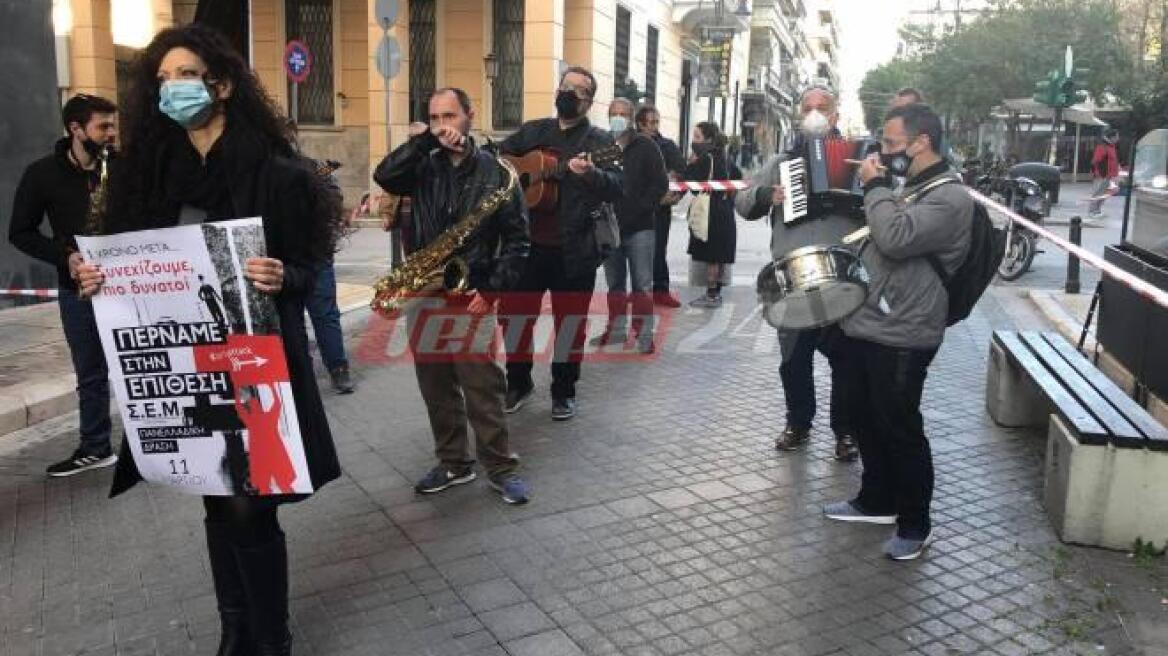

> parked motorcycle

[{"left": 997, "top": 175, "right": 1048, "bottom": 281}]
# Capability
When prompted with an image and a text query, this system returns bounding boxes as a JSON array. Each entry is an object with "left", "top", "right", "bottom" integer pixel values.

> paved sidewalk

[{"left": 2, "top": 282, "right": 1166, "bottom": 656}]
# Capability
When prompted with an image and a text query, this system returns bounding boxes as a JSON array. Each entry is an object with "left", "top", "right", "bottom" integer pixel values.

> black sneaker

[
  {"left": 47, "top": 448, "right": 117, "bottom": 477},
  {"left": 551, "top": 397, "right": 577, "bottom": 421},
  {"left": 504, "top": 384, "right": 533, "bottom": 414},
  {"left": 775, "top": 426, "right": 810, "bottom": 451},
  {"left": 834, "top": 433, "right": 859, "bottom": 462},
  {"left": 415, "top": 465, "right": 477, "bottom": 494},
  {"left": 329, "top": 364, "right": 356, "bottom": 394}
]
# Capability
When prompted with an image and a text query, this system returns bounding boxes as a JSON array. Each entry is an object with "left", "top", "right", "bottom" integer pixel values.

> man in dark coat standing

[
  {"left": 374, "top": 88, "right": 532, "bottom": 505},
  {"left": 497, "top": 66, "right": 624, "bottom": 422},
  {"left": 635, "top": 105, "right": 687, "bottom": 308},
  {"left": 8, "top": 93, "right": 119, "bottom": 477}
]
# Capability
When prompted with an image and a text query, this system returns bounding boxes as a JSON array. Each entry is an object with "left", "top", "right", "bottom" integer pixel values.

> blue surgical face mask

[
  {"left": 609, "top": 115, "right": 629, "bottom": 135},
  {"left": 158, "top": 80, "right": 216, "bottom": 129}
]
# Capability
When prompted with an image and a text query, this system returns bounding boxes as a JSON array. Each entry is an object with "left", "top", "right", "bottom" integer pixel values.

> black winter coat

[
  {"left": 499, "top": 118, "right": 623, "bottom": 277},
  {"left": 372, "top": 133, "right": 530, "bottom": 293},
  {"left": 8, "top": 139, "right": 102, "bottom": 290},
  {"left": 615, "top": 134, "right": 668, "bottom": 236},
  {"left": 108, "top": 128, "right": 341, "bottom": 498},
  {"left": 686, "top": 150, "right": 739, "bottom": 264}
]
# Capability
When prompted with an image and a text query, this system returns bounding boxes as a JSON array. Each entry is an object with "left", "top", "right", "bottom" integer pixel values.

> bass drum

[{"left": 757, "top": 245, "right": 870, "bottom": 330}]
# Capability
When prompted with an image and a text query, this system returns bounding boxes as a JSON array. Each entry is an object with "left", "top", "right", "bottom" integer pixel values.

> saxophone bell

[{"left": 443, "top": 256, "right": 471, "bottom": 295}]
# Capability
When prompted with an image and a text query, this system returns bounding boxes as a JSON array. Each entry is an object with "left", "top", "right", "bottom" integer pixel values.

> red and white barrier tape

[
  {"left": 0, "top": 288, "right": 59, "bottom": 298},
  {"left": 669, "top": 180, "right": 751, "bottom": 192},
  {"left": 966, "top": 188, "right": 1168, "bottom": 311}
]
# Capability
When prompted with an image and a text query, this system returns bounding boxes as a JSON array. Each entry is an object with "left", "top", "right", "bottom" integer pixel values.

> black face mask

[
  {"left": 555, "top": 90, "right": 583, "bottom": 120},
  {"left": 79, "top": 136, "right": 105, "bottom": 158},
  {"left": 881, "top": 150, "right": 912, "bottom": 177},
  {"left": 692, "top": 142, "right": 715, "bottom": 157}
]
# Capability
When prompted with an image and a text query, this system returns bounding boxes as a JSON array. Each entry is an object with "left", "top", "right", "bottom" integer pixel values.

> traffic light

[
  {"left": 1033, "top": 70, "right": 1060, "bottom": 106},
  {"left": 1058, "top": 68, "right": 1090, "bottom": 107}
]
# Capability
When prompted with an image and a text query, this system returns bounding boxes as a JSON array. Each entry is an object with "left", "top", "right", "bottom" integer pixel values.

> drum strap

[{"left": 903, "top": 175, "right": 956, "bottom": 204}]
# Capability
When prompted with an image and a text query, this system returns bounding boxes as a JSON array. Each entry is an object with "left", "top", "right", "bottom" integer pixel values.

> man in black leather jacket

[
  {"left": 497, "top": 66, "right": 624, "bottom": 422},
  {"left": 374, "top": 87, "right": 532, "bottom": 505}
]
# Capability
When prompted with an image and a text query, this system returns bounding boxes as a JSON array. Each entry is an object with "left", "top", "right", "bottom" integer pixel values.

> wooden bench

[{"left": 986, "top": 330, "right": 1168, "bottom": 550}]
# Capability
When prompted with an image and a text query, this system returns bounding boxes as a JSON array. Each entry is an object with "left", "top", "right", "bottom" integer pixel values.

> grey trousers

[{"left": 409, "top": 307, "right": 518, "bottom": 477}]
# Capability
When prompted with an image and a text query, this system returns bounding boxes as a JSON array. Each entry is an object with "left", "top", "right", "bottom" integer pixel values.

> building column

[
  {"left": 563, "top": 0, "right": 614, "bottom": 119},
  {"left": 522, "top": 0, "right": 563, "bottom": 122},
  {"left": 251, "top": 0, "right": 284, "bottom": 107},
  {"left": 444, "top": 0, "right": 484, "bottom": 114},
  {"left": 68, "top": 0, "right": 117, "bottom": 100}
]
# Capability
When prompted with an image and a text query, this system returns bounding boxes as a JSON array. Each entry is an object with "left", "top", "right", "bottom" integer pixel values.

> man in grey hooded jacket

[{"left": 823, "top": 103, "right": 974, "bottom": 561}]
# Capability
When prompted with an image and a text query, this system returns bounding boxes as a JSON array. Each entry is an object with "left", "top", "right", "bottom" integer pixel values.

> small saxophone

[
  {"left": 83, "top": 145, "right": 111, "bottom": 235},
  {"left": 371, "top": 156, "right": 519, "bottom": 317}
]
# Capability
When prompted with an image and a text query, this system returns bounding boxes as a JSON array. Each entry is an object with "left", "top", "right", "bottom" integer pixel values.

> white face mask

[{"left": 800, "top": 109, "right": 831, "bottom": 137}]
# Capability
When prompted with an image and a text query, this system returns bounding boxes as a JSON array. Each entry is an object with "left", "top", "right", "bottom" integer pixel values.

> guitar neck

[{"left": 546, "top": 150, "right": 613, "bottom": 180}]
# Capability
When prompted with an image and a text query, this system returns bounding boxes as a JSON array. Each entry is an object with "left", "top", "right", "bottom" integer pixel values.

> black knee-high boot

[
  {"left": 205, "top": 520, "right": 256, "bottom": 656},
  {"left": 235, "top": 530, "right": 292, "bottom": 656}
]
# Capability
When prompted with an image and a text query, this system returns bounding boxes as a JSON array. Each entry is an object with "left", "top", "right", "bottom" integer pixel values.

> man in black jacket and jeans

[
  {"left": 374, "top": 88, "right": 532, "bottom": 504},
  {"left": 592, "top": 98, "right": 668, "bottom": 353},
  {"left": 498, "top": 66, "right": 624, "bottom": 421},
  {"left": 635, "top": 106, "right": 687, "bottom": 308},
  {"left": 9, "top": 94, "right": 119, "bottom": 477}
]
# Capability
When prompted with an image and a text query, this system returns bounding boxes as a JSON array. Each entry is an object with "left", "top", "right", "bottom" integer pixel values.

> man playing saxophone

[{"left": 373, "top": 87, "right": 533, "bottom": 504}]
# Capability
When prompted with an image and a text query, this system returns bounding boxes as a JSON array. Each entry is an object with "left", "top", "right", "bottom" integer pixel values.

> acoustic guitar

[{"left": 503, "top": 145, "right": 622, "bottom": 213}]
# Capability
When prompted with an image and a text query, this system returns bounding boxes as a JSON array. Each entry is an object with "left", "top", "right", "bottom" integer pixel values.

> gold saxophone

[
  {"left": 83, "top": 145, "right": 111, "bottom": 235},
  {"left": 371, "top": 156, "right": 519, "bottom": 317}
]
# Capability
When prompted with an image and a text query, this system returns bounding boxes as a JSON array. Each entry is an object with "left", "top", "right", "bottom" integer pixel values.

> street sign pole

[
  {"left": 375, "top": 0, "right": 402, "bottom": 268},
  {"left": 284, "top": 40, "right": 311, "bottom": 126},
  {"left": 1048, "top": 106, "right": 1062, "bottom": 167},
  {"left": 290, "top": 82, "right": 298, "bottom": 125}
]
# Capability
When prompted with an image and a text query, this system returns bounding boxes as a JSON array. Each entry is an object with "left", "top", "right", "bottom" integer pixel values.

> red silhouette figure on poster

[{"left": 194, "top": 334, "right": 298, "bottom": 494}]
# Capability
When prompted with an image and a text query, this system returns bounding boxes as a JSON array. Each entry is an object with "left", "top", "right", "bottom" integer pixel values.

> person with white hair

[{"left": 734, "top": 85, "right": 861, "bottom": 462}]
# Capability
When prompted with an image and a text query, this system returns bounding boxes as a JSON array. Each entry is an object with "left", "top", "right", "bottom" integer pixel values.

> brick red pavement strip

[
  {"left": 968, "top": 187, "right": 1168, "bottom": 311},
  {"left": 0, "top": 288, "right": 59, "bottom": 298},
  {"left": 668, "top": 180, "right": 751, "bottom": 192}
]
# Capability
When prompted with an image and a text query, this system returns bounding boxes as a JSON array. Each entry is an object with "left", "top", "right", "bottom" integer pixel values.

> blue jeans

[
  {"left": 58, "top": 288, "right": 112, "bottom": 454},
  {"left": 603, "top": 229, "right": 656, "bottom": 336},
  {"left": 306, "top": 262, "right": 348, "bottom": 370}
]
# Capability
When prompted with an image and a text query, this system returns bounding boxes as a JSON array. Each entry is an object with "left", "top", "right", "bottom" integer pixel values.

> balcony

[
  {"left": 750, "top": 0, "right": 796, "bottom": 52},
  {"left": 672, "top": 0, "right": 752, "bottom": 36}
]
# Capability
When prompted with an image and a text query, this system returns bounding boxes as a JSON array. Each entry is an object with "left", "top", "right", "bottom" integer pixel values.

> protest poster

[{"left": 77, "top": 218, "right": 313, "bottom": 496}]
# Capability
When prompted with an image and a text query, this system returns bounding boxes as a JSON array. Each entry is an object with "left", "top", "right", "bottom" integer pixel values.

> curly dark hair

[{"left": 110, "top": 24, "right": 343, "bottom": 259}]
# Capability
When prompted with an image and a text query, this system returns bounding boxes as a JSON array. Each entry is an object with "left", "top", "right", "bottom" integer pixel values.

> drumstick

[
  {"left": 842, "top": 226, "right": 870, "bottom": 245},
  {"left": 844, "top": 158, "right": 886, "bottom": 171}
]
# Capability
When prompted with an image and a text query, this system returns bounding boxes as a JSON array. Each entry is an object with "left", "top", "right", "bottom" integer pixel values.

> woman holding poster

[{"left": 74, "top": 24, "right": 343, "bottom": 656}]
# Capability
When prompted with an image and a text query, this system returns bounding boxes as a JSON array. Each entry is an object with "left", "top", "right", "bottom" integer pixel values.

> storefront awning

[{"left": 999, "top": 98, "right": 1128, "bottom": 126}]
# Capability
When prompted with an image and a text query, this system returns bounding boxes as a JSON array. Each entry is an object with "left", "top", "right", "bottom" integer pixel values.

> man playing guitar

[{"left": 497, "top": 66, "right": 624, "bottom": 421}]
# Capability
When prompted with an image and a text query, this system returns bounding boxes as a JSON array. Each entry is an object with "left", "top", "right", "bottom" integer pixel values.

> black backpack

[{"left": 912, "top": 178, "right": 1006, "bottom": 326}]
